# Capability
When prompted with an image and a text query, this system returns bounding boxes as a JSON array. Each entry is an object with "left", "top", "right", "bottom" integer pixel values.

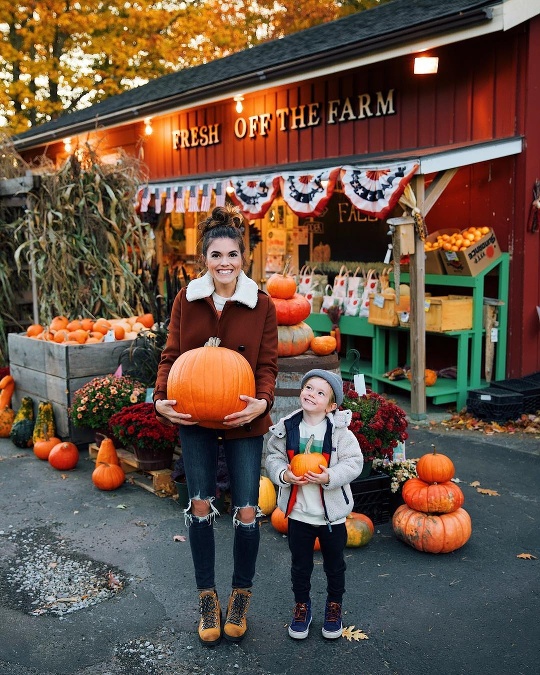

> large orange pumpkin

[
  {"left": 272, "top": 294, "right": 311, "bottom": 326},
  {"left": 277, "top": 322, "right": 314, "bottom": 357},
  {"left": 92, "top": 462, "right": 125, "bottom": 490},
  {"left": 266, "top": 261, "right": 297, "bottom": 300},
  {"left": 258, "top": 476, "right": 277, "bottom": 515},
  {"left": 310, "top": 335, "right": 337, "bottom": 356},
  {"left": 167, "top": 337, "right": 255, "bottom": 429},
  {"left": 345, "top": 512, "right": 374, "bottom": 547},
  {"left": 392, "top": 504, "right": 472, "bottom": 553},
  {"left": 402, "top": 477, "right": 465, "bottom": 514},
  {"left": 416, "top": 448, "right": 455, "bottom": 484}
]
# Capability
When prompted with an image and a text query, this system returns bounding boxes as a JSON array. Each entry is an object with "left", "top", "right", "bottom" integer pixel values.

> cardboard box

[
  {"left": 368, "top": 293, "right": 399, "bottom": 326},
  {"left": 439, "top": 229, "right": 501, "bottom": 276},
  {"left": 401, "top": 229, "right": 460, "bottom": 275},
  {"left": 424, "top": 295, "right": 473, "bottom": 332},
  {"left": 8, "top": 333, "right": 128, "bottom": 444}
]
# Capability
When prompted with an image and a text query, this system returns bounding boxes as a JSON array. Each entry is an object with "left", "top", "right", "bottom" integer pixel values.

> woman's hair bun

[{"left": 200, "top": 204, "right": 245, "bottom": 234}]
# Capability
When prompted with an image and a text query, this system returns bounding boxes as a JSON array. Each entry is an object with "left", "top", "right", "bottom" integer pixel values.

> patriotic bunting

[
  {"left": 165, "top": 186, "right": 175, "bottom": 213},
  {"left": 175, "top": 186, "right": 185, "bottom": 213},
  {"left": 200, "top": 183, "right": 211, "bottom": 213},
  {"left": 340, "top": 162, "right": 419, "bottom": 219},
  {"left": 279, "top": 167, "right": 339, "bottom": 217},
  {"left": 140, "top": 187, "right": 151, "bottom": 213},
  {"left": 214, "top": 181, "right": 227, "bottom": 207},
  {"left": 229, "top": 175, "right": 280, "bottom": 219},
  {"left": 188, "top": 185, "right": 199, "bottom": 212}
]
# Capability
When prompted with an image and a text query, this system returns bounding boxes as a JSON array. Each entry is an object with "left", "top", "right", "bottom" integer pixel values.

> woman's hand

[
  {"left": 154, "top": 399, "right": 198, "bottom": 426},
  {"left": 222, "top": 395, "right": 267, "bottom": 427}
]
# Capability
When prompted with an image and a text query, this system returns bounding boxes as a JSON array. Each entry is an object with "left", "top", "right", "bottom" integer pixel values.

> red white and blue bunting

[
  {"left": 279, "top": 167, "right": 339, "bottom": 217},
  {"left": 228, "top": 175, "right": 280, "bottom": 219}
]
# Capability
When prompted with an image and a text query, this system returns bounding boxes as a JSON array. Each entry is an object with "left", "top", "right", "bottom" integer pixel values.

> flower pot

[
  {"left": 358, "top": 459, "right": 373, "bottom": 480},
  {"left": 131, "top": 445, "right": 174, "bottom": 471}
]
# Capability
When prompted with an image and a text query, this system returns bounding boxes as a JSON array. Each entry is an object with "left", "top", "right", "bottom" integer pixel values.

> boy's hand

[
  {"left": 304, "top": 466, "right": 330, "bottom": 485},
  {"left": 283, "top": 465, "right": 308, "bottom": 485}
]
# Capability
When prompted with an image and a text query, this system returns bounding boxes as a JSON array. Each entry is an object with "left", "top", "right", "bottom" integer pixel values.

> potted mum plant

[
  {"left": 70, "top": 374, "right": 147, "bottom": 437},
  {"left": 108, "top": 402, "right": 178, "bottom": 471},
  {"left": 340, "top": 382, "right": 409, "bottom": 478}
]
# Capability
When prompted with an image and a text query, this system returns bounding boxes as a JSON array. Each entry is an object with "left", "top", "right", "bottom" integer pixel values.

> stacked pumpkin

[
  {"left": 266, "top": 264, "right": 313, "bottom": 357},
  {"left": 25, "top": 313, "right": 155, "bottom": 344},
  {"left": 392, "top": 448, "right": 472, "bottom": 554}
]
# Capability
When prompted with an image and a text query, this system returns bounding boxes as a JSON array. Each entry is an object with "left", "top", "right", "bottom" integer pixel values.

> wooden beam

[{"left": 423, "top": 168, "right": 458, "bottom": 215}]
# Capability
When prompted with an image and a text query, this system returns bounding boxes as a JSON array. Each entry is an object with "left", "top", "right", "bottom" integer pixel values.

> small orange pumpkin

[
  {"left": 272, "top": 294, "right": 311, "bottom": 326},
  {"left": 406, "top": 368, "right": 438, "bottom": 387},
  {"left": 136, "top": 313, "right": 155, "bottom": 329},
  {"left": 290, "top": 435, "right": 328, "bottom": 477},
  {"left": 266, "top": 259, "right": 297, "bottom": 300},
  {"left": 33, "top": 434, "right": 62, "bottom": 461},
  {"left": 92, "top": 462, "right": 125, "bottom": 490},
  {"left": 48, "top": 441, "right": 79, "bottom": 471},
  {"left": 310, "top": 335, "right": 337, "bottom": 356},
  {"left": 416, "top": 448, "right": 455, "bottom": 484},
  {"left": 402, "top": 477, "right": 465, "bottom": 514},
  {"left": 27, "top": 324, "right": 44, "bottom": 337},
  {"left": 271, "top": 507, "right": 288, "bottom": 534},
  {"left": 345, "top": 512, "right": 374, "bottom": 547},
  {"left": 277, "top": 322, "right": 314, "bottom": 357}
]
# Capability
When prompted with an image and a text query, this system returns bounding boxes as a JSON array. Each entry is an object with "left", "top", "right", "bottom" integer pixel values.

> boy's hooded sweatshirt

[{"left": 265, "top": 408, "right": 364, "bottom": 525}]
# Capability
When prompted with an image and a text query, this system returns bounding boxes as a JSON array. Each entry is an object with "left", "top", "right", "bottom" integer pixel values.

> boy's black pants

[{"left": 287, "top": 518, "right": 347, "bottom": 604}]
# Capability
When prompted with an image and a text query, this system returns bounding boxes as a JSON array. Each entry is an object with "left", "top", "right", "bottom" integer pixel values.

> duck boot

[
  {"left": 198, "top": 589, "right": 222, "bottom": 646},
  {"left": 223, "top": 588, "right": 252, "bottom": 642}
]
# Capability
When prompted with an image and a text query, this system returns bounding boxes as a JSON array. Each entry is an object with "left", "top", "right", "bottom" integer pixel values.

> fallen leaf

[
  {"left": 476, "top": 488, "right": 500, "bottom": 496},
  {"left": 133, "top": 521, "right": 148, "bottom": 527},
  {"left": 469, "top": 481, "right": 481, "bottom": 487},
  {"left": 61, "top": 474, "right": 68, "bottom": 480},
  {"left": 107, "top": 571, "right": 123, "bottom": 590},
  {"left": 173, "top": 535, "right": 187, "bottom": 542},
  {"left": 342, "top": 625, "right": 368, "bottom": 641},
  {"left": 116, "top": 504, "right": 127, "bottom": 509},
  {"left": 517, "top": 553, "right": 537, "bottom": 560},
  {"left": 451, "top": 477, "right": 462, "bottom": 483}
]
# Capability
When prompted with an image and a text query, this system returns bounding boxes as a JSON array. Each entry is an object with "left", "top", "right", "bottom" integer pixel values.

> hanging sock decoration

[
  {"left": 279, "top": 167, "right": 339, "bottom": 217},
  {"left": 340, "top": 162, "right": 419, "bottom": 220},
  {"left": 229, "top": 175, "right": 280, "bottom": 219}
]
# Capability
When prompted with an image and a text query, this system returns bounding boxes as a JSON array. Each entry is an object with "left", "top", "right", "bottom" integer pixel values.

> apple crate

[
  {"left": 424, "top": 295, "right": 473, "bottom": 332},
  {"left": 368, "top": 293, "right": 399, "bottom": 327},
  {"left": 351, "top": 471, "right": 391, "bottom": 524}
]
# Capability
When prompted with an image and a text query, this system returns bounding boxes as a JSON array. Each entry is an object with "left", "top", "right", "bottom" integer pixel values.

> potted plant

[
  {"left": 340, "top": 382, "right": 409, "bottom": 478},
  {"left": 117, "top": 324, "right": 169, "bottom": 388},
  {"left": 108, "top": 402, "right": 178, "bottom": 471},
  {"left": 372, "top": 456, "right": 418, "bottom": 512},
  {"left": 69, "top": 374, "right": 147, "bottom": 437}
]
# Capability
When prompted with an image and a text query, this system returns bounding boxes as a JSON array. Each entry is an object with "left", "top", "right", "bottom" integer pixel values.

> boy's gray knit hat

[{"left": 301, "top": 369, "right": 344, "bottom": 407}]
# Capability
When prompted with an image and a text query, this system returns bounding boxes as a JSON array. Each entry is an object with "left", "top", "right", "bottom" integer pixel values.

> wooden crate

[
  {"left": 8, "top": 333, "right": 128, "bottom": 444},
  {"left": 425, "top": 295, "right": 473, "bottom": 332},
  {"left": 368, "top": 293, "right": 399, "bottom": 326}
]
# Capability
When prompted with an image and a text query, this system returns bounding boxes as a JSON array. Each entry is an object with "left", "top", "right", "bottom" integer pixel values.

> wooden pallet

[{"left": 88, "top": 443, "right": 180, "bottom": 498}]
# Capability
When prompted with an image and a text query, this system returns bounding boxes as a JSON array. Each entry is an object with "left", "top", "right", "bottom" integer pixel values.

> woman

[{"left": 154, "top": 205, "right": 278, "bottom": 646}]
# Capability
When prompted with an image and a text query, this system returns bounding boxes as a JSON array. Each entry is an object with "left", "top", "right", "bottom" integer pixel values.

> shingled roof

[{"left": 13, "top": 0, "right": 502, "bottom": 148}]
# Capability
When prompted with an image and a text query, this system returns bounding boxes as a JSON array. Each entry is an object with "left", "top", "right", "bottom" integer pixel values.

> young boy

[{"left": 265, "top": 368, "right": 363, "bottom": 640}]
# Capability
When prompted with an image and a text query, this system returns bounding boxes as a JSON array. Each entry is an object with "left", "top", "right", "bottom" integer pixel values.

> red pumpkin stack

[
  {"left": 392, "top": 448, "right": 472, "bottom": 554},
  {"left": 266, "top": 261, "right": 313, "bottom": 357}
]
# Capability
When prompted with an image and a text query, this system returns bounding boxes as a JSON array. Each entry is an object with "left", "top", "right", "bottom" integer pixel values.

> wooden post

[{"left": 409, "top": 176, "right": 427, "bottom": 420}]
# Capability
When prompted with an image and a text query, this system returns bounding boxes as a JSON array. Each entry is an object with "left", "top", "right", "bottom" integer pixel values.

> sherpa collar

[{"left": 185, "top": 271, "right": 259, "bottom": 308}]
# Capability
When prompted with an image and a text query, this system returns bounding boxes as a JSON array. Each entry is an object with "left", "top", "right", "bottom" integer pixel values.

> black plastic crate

[
  {"left": 523, "top": 371, "right": 540, "bottom": 386},
  {"left": 466, "top": 387, "right": 524, "bottom": 422},
  {"left": 351, "top": 470, "right": 391, "bottom": 524},
  {"left": 491, "top": 378, "right": 540, "bottom": 414}
]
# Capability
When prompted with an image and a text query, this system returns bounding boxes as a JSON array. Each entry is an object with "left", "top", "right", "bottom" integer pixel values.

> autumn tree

[{"left": 0, "top": 0, "right": 390, "bottom": 133}]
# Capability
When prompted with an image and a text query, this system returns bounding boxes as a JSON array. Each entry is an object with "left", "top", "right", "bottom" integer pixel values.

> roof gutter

[{"left": 14, "top": 6, "right": 494, "bottom": 151}]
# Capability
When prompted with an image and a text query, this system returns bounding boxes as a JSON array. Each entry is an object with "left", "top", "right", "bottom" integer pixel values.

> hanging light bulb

[
  {"left": 144, "top": 117, "right": 153, "bottom": 135},
  {"left": 234, "top": 95, "right": 244, "bottom": 114},
  {"left": 63, "top": 137, "right": 72, "bottom": 153},
  {"left": 414, "top": 56, "right": 439, "bottom": 74}
]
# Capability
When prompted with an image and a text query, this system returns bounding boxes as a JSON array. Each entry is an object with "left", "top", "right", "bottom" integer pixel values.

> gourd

[
  {"left": 266, "top": 260, "right": 297, "bottom": 300},
  {"left": 290, "top": 435, "right": 328, "bottom": 476},
  {"left": 277, "top": 322, "right": 314, "bottom": 357},
  {"left": 310, "top": 335, "right": 337, "bottom": 356},
  {"left": 392, "top": 504, "right": 472, "bottom": 553},
  {"left": 258, "top": 475, "right": 277, "bottom": 515},
  {"left": 270, "top": 507, "right": 289, "bottom": 534},
  {"left": 10, "top": 396, "right": 35, "bottom": 448},
  {"left": 48, "top": 441, "right": 79, "bottom": 471},
  {"left": 96, "top": 437, "right": 120, "bottom": 466},
  {"left": 345, "top": 512, "right": 374, "bottom": 548},
  {"left": 406, "top": 368, "right": 438, "bottom": 387},
  {"left": 92, "top": 462, "right": 125, "bottom": 490},
  {"left": 33, "top": 432, "right": 62, "bottom": 461},
  {"left": 416, "top": 447, "right": 455, "bottom": 484},
  {"left": 402, "top": 477, "right": 465, "bottom": 514},
  {"left": 32, "top": 401, "right": 56, "bottom": 445},
  {"left": 272, "top": 294, "right": 311, "bottom": 326},
  {"left": 167, "top": 337, "right": 256, "bottom": 429},
  {"left": 0, "top": 375, "right": 16, "bottom": 438}
]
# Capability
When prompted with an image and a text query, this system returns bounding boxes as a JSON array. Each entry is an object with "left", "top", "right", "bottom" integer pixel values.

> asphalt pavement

[{"left": 0, "top": 413, "right": 538, "bottom": 675}]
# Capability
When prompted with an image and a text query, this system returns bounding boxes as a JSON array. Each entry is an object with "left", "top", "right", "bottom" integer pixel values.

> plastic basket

[
  {"left": 491, "top": 378, "right": 540, "bottom": 414},
  {"left": 351, "top": 470, "right": 391, "bottom": 524},
  {"left": 466, "top": 387, "right": 524, "bottom": 422}
]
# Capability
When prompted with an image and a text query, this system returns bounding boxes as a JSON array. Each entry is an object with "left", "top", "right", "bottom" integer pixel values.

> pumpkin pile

[
  {"left": 266, "top": 262, "right": 313, "bottom": 357},
  {"left": 25, "top": 313, "right": 155, "bottom": 344},
  {"left": 92, "top": 437, "right": 125, "bottom": 491},
  {"left": 392, "top": 448, "right": 472, "bottom": 554}
]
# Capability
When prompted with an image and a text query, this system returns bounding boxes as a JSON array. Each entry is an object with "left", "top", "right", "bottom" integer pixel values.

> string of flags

[{"left": 137, "top": 161, "right": 419, "bottom": 220}]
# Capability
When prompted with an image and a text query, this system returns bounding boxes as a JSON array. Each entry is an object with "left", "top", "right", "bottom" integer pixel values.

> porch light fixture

[
  {"left": 63, "top": 137, "right": 72, "bottom": 153},
  {"left": 414, "top": 56, "right": 439, "bottom": 74},
  {"left": 234, "top": 95, "right": 244, "bottom": 114},
  {"left": 144, "top": 117, "right": 153, "bottom": 135}
]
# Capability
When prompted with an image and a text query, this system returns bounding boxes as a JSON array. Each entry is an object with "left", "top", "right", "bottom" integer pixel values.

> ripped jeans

[{"left": 178, "top": 425, "right": 263, "bottom": 591}]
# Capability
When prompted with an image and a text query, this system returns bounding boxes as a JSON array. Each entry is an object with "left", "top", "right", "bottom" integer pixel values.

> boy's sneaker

[
  {"left": 288, "top": 600, "right": 312, "bottom": 639},
  {"left": 322, "top": 600, "right": 343, "bottom": 639}
]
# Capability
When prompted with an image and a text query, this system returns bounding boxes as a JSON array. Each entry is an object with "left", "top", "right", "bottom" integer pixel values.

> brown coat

[{"left": 154, "top": 271, "right": 278, "bottom": 439}]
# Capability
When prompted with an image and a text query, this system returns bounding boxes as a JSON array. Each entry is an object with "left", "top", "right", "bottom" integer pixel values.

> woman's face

[{"left": 205, "top": 237, "right": 243, "bottom": 296}]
